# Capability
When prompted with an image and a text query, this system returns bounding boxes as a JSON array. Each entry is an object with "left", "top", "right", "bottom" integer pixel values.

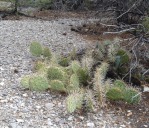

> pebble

[
  {"left": 127, "top": 112, "right": 132, "bottom": 117},
  {"left": 16, "top": 119, "right": 24, "bottom": 123},
  {"left": 87, "top": 122, "right": 95, "bottom": 127},
  {"left": 144, "top": 125, "right": 148, "bottom": 127},
  {"left": 36, "top": 106, "right": 41, "bottom": 109},
  {"left": 120, "top": 124, "right": 126, "bottom": 128},
  {"left": 68, "top": 116, "right": 73, "bottom": 121},
  {"left": 0, "top": 82, "right": 4, "bottom": 86},
  {"left": 0, "top": 99, "right": 8, "bottom": 103},
  {"left": 45, "top": 103, "right": 54, "bottom": 109},
  {"left": 22, "top": 93, "right": 28, "bottom": 97},
  {"left": 47, "top": 118, "right": 53, "bottom": 126}
]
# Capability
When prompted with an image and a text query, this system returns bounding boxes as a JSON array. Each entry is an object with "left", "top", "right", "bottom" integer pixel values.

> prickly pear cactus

[
  {"left": 76, "top": 68, "right": 89, "bottom": 85},
  {"left": 58, "top": 57, "right": 70, "bottom": 67},
  {"left": 113, "top": 80, "right": 126, "bottom": 90},
  {"left": 20, "top": 76, "right": 30, "bottom": 89},
  {"left": 43, "top": 47, "right": 52, "bottom": 59},
  {"left": 34, "top": 61, "right": 47, "bottom": 72},
  {"left": 70, "top": 74, "right": 80, "bottom": 88},
  {"left": 30, "top": 42, "right": 43, "bottom": 57},
  {"left": 115, "top": 49, "right": 129, "bottom": 67},
  {"left": 71, "top": 61, "right": 81, "bottom": 73},
  {"left": 47, "top": 67, "right": 66, "bottom": 81},
  {"left": 50, "top": 80, "right": 66, "bottom": 92},
  {"left": 29, "top": 75, "right": 49, "bottom": 91},
  {"left": 106, "top": 87, "right": 123, "bottom": 101},
  {"left": 66, "top": 91, "right": 83, "bottom": 113},
  {"left": 123, "top": 88, "right": 140, "bottom": 104}
]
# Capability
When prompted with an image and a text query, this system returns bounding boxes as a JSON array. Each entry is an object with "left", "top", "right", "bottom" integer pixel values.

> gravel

[{"left": 0, "top": 19, "right": 130, "bottom": 128}]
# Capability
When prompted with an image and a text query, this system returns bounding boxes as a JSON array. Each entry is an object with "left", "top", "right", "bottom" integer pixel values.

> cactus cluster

[{"left": 20, "top": 40, "right": 142, "bottom": 114}]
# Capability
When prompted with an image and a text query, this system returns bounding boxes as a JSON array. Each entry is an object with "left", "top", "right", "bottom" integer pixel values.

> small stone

[
  {"left": 0, "top": 82, "right": 4, "bottom": 86},
  {"left": 22, "top": 93, "right": 28, "bottom": 97},
  {"left": 20, "top": 103, "right": 25, "bottom": 107},
  {"left": 55, "top": 117, "right": 61, "bottom": 122},
  {"left": 87, "top": 122, "right": 95, "bottom": 127},
  {"left": 16, "top": 119, "right": 24, "bottom": 123},
  {"left": 68, "top": 116, "right": 73, "bottom": 121},
  {"left": 45, "top": 103, "right": 54, "bottom": 109},
  {"left": 143, "top": 86, "right": 149, "bottom": 92},
  {"left": 120, "top": 125, "right": 126, "bottom": 127},
  {"left": 79, "top": 116, "right": 84, "bottom": 120},
  {"left": 10, "top": 122, "right": 17, "bottom": 128},
  {"left": 47, "top": 118, "right": 53, "bottom": 126},
  {"left": 0, "top": 99, "right": 8, "bottom": 103},
  {"left": 0, "top": 67, "right": 4, "bottom": 71},
  {"left": 144, "top": 125, "right": 148, "bottom": 127},
  {"left": 36, "top": 106, "right": 41, "bottom": 109},
  {"left": 127, "top": 112, "right": 132, "bottom": 117}
]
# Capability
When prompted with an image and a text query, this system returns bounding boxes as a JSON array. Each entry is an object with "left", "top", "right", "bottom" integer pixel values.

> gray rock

[
  {"left": 45, "top": 103, "right": 54, "bottom": 109},
  {"left": 87, "top": 122, "right": 95, "bottom": 128},
  {"left": 47, "top": 118, "right": 53, "bottom": 126}
]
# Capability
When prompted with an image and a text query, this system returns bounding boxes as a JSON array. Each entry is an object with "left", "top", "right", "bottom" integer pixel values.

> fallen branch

[{"left": 103, "top": 28, "right": 136, "bottom": 35}]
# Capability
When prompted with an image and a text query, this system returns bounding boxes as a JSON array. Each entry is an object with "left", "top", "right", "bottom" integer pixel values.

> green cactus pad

[
  {"left": 71, "top": 61, "right": 81, "bottom": 73},
  {"left": 66, "top": 94, "right": 77, "bottom": 113},
  {"left": 58, "top": 57, "right": 70, "bottom": 67},
  {"left": 116, "top": 49, "right": 129, "bottom": 66},
  {"left": 30, "top": 42, "right": 43, "bottom": 57},
  {"left": 67, "top": 74, "right": 80, "bottom": 91},
  {"left": 29, "top": 76, "right": 49, "bottom": 91},
  {"left": 47, "top": 67, "right": 66, "bottom": 81},
  {"left": 34, "top": 61, "right": 46, "bottom": 72},
  {"left": 76, "top": 68, "right": 89, "bottom": 85},
  {"left": 113, "top": 80, "right": 126, "bottom": 90},
  {"left": 20, "top": 76, "right": 30, "bottom": 88},
  {"left": 50, "top": 80, "right": 66, "bottom": 92},
  {"left": 43, "top": 47, "right": 52, "bottom": 59},
  {"left": 123, "top": 88, "right": 141, "bottom": 104},
  {"left": 106, "top": 87, "right": 123, "bottom": 101},
  {"left": 66, "top": 92, "right": 83, "bottom": 113}
]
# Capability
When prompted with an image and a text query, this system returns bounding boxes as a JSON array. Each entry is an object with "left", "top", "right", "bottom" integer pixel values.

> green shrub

[
  {"left": 29, "top": 76, "right": 49, "bottom": 91},
  {"left": 50, "top": 80, "right": 66, "bottom": 92},
  {"left": 43, "top": 47, "right": 52, "bottom": 59},
  {"left": 30, "top": 42, "right": 43, "bottom": 57}
]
